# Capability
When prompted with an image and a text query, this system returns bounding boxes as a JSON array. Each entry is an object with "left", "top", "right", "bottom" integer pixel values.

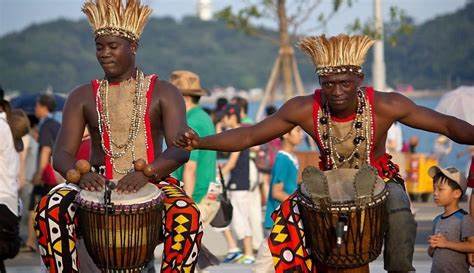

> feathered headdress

[
  {"left": 299, "top": 34, "right": 375, "bottom": 76},
  {"left": 82, "top": 0, "right": 152, "bottom": 43}
]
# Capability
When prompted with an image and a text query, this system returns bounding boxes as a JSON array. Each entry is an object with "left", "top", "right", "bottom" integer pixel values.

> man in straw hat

[
  {"left": 170, "top": 71, "right": 219, "bottom": 227},
  {"left": 170, "top": 71, "right": 221, "bottom": 271},
  {"left": 175, "top": 34, "right": 474, "bottom": 273},
  {"left": 34, "top": 1, "right": 202, "bottom": 272}
]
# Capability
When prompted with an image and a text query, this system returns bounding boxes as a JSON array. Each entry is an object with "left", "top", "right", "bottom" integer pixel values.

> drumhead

[
  {"left": 79, "top": 182, "right": 162, "bottom": 205},
  {"left": 301, "top": 168, "right": 386, "bottom": 202}
]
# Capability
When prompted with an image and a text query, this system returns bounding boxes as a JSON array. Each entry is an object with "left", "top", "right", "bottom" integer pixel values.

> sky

[{"left": 0, "top": 0, "right": 468, "bottom": 37}]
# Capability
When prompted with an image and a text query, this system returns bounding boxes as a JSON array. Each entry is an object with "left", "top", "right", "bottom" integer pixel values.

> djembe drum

[
  {"left": 297, "top": 165, "right": 388, "bottom": 273},
  {"left": 75, "top": 182, "right": 164, "bottom": 273}
]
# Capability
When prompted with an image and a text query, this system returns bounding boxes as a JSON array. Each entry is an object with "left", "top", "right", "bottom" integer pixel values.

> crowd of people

[
  {"left": 1, "top": 68, "right": 474, "bottom": 273},
  {"left": 1, "top": 70, "right": 474, "bottom": 273},
  {"left": 169, "top": 70, "right": 302, "bottom": 268},
  {"left": 0, "top": 70, "right": 305, "bottom": 272},
  {"left": 170, "top": 72, "right": 474, "bottom": 273}
]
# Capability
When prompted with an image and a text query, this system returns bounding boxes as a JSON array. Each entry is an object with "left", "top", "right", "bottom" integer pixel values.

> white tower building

[{"left": 197, "top": 0, "right": 212, "bottom": 21}]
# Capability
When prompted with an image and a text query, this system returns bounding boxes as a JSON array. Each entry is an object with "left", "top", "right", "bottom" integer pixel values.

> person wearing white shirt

[
  {"left": 386, "top": 121, "right": 403, "bottom": 153},
  {"left": 0, "top": 103, "right": 30, "bottom": 273}
]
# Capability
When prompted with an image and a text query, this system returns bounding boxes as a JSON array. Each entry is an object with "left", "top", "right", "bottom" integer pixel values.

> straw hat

[
  {"left": 170, "top": 70, "right": 208, "bottom": 97},
  {"left": 82, "top": 0, "right": 152, "bottom": 43},
  {"left": 299, "top": 34, "right": 375, "bottom": 76}
]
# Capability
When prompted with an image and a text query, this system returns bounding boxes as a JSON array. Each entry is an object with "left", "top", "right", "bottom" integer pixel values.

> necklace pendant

[{"left": 319, "top": 116, "right": 328, "bottom": 124}]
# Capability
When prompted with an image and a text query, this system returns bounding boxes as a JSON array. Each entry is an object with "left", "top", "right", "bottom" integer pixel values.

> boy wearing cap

[
  {"left": 428, "top": 166, "right": 474, "bottom": 272},
  {"left": 219, "top": 104, "right": 256, "bottom": 264}
]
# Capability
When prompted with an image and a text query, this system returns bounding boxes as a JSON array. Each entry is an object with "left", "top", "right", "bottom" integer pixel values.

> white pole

[{"left": 372, "top": 0, "right": 387, "bottom": 91}]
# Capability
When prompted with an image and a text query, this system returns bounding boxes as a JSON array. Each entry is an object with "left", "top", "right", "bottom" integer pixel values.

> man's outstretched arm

[
  {"left": 176, "top": 96, "right": 310, "bottom": 152},
  {"left": 381, "top": 92, "right": 474, "bottom": 145}
]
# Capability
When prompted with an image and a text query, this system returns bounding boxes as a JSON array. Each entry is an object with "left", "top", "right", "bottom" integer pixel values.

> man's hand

[
  {"left": 468, "top": 253, "right": 474, "bottom": 266},
  {"left": 116, "top": 171, "right": 149, "bottom": 194},
  {"left": 429, "top": 234, "right": 449, "bottom": 248},
  {"left": 78, "top": 172, "right": 105, "bottom": 192},
  {"left": 173, "top": 127, "right": 200, "bottom": 151}
]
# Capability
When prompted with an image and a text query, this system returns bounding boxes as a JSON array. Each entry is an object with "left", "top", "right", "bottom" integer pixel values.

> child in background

[
  {"left": 428, "top": 166, "right": 474, "bottom": 272},
  {"left": 263, "top": 126, "right": 303, "bottom": 229},
  {"left": 253, "top": 126, "right": 303, "bottom": 273}
]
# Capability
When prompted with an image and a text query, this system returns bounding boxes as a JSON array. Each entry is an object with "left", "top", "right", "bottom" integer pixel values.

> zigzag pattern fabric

[
  {"left": 34, "top": 177, "right": 202, "bottom": 273},
  {"left": 35, "top": 185, "right": 79, "bottom": 273},
  {"left": 159, "top": 177, "right": 203, "bottom": 273},
  {"left": 268, "top": 193, "right": 315, "bottom": 273}
]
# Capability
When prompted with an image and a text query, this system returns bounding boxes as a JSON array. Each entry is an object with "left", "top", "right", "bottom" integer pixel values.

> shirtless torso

[{"left": 53, "top": 37, "right": 189, "bottom": 193}]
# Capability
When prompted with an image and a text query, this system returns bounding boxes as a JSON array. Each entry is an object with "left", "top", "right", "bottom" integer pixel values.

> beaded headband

[
  {"left": 299, "top": 34, "right": 374, "bottom": 76},
  {"left": 82, "top": 0, "right": 152, "bottom": 43}
]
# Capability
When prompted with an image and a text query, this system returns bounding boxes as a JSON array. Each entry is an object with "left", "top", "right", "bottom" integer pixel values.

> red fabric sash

[
  {"left": 92, "top": 75, "right": 158, "bottom": 179},
  {"left": 312, "top": 87, "right": 378, "bottom": 172}
]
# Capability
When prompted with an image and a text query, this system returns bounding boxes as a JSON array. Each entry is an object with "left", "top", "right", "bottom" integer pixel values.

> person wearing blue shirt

[
  {"left": 254, "top": 126, "right": 303, "bottom": 273},
  {"left": 264, "top": 126, "right": 303, "bottom": 229}
]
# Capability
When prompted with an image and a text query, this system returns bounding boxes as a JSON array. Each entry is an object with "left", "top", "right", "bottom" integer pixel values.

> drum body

[
  {"left": 298, "top": 167, "right": 388, "bottom": 269},
  {"left": 75, "top": 183, "right": 164, "bottom": 273}
]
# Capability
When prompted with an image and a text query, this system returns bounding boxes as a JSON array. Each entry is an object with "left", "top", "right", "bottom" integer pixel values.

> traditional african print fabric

[
  {"left": 158, "top": 177, "right": 203, "bottom": 273},
  {"left": 35, "top": 183, "right": 79, "bottom": 273},
  {"left": 268, "top": 192, "right": 315, "bottom": 273},
  {"left": 34, "top": 177, "right": 202, "bottom": 273}
]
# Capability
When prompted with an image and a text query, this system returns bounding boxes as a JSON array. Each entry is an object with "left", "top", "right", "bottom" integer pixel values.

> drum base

[{"left": 325, "top": 264, "right": 369, "bottom": 273}]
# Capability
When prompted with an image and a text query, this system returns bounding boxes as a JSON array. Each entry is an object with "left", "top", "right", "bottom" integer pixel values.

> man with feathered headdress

[
  {"left": 34, "top": 1, "right": 203, "bottom": 272},
  {"left": 175, "top": 34, "right": 474, "bottom": 273}
]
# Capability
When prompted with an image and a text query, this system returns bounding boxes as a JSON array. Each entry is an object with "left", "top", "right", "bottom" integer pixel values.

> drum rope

[
  {"left": 104, "top": 180, "right": 115, "bottom": 272},
  {"left": 119, "top": 210, "right": 123, "bottom": 268},
  {"left": 134, "top": 212, "right": 139, "bottom": 267}
]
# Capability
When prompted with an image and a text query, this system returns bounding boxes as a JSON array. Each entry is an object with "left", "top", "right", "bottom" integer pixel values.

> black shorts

[
  {"left": 29, "top": 185, "right": 53, "bottom": 211},
  {"left": 0, "top": 204, "right": 20, "bottom": 260}
]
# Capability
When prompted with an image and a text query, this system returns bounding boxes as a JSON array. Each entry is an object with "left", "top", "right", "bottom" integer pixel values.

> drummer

[
  {"left": 34, "top": 0, "right": 202, "bottom": 272},
  {"left": 174, "top": 34, "right": 474, "bottom": 273}
]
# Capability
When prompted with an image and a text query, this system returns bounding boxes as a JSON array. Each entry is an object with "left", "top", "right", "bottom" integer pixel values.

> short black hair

[
  {"left": 190, "top": 95, "right": 201, "bottom": 104},
  {"left": 232, "top": 96, "right": 248, "bottom": 114},
  {"left": 0, "top": 85, "right": 4, "bottom": 100},
  {"left": 215, "top": 97, "right": 228, "bottom": 111},
  {"left": 27, "top": 114, "right": 39, "bottom": 128},
  {"left": 433, "top": 173, "right": 463, "bottom": 197},
  {"left": 265, "top": 105, "right": 277, "bottom": 116},
  {"left": 37, "top": 94, "right": 56, "bottom": 112},
  {"left": 224, "top": 104, "right": 241, "bottom": 124}
]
